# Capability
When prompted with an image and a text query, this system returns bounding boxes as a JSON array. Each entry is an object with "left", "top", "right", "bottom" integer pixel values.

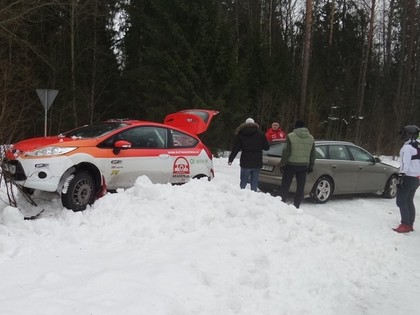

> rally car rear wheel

[{"left": 61, "top": 171, "right": 96, "bottom": 211}]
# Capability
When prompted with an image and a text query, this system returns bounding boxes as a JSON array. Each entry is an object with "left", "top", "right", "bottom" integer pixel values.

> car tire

[
  {"left": 382, "top": 175, "right": 397, "bottom": 199},
  {"left": 310, "top": 176, "right": 333, "bottom": 203},
  {"left": 193, "top": 174, "right": 210, "bottom": 181},
  {"left": 61, "top": 171, "right": 96, "bottom": 212}
]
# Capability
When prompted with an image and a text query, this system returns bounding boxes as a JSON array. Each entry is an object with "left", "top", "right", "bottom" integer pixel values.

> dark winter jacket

[
  {"left": 228, "top": 122, "right": 270, "bottom": 168},
  {"left": 280, "top": 127, "right": 315, "bottom": 169}
]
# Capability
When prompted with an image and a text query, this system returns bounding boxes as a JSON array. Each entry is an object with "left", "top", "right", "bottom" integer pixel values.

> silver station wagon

[{"left": 258, "top": 140, "right": 399, "bottom": 203}]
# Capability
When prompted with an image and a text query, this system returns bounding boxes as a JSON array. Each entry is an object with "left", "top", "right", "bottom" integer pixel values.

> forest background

[{"left": 0, "top": 0, "right": 419, "bottom": 156}]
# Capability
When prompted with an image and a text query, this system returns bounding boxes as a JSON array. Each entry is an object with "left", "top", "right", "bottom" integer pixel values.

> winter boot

[{"left": 392, "top": 224, "right": 413, "bottom": 233}]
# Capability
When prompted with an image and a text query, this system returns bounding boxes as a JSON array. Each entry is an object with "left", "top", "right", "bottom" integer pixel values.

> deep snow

[{"left": 0, "top": 157, "right": 419, "bottom": 315}]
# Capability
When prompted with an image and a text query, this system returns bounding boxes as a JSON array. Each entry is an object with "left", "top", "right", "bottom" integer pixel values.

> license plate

[{"left": 261, "top": 164, "right": 273, "bottom": 171}]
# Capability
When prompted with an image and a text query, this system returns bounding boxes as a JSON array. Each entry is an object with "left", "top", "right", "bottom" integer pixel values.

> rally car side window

[
  {"left": 170, "top": 130, "right": 198, "bottom": 148},
  {"left": 99, "top": 126, "right": 167, "bottom": 148}
]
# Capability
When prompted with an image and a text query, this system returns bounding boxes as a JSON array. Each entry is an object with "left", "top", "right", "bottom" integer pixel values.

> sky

[{"left": 0, "top": 157, "right": 419, "bottom": 315}]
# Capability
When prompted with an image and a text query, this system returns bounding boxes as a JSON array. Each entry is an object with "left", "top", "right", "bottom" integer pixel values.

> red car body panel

[{"left": 164, "top": 109, "right": 219, "bottom": 135}]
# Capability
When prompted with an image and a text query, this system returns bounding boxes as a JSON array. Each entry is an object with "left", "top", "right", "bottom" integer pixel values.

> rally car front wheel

[{"left": 61, "top": 171, "right": 96, "bottom": 212}]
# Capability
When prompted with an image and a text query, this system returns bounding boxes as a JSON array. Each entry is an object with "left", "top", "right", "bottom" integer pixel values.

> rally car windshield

[{"left": 62, "top": 122, "right": 128, "bottom": 139}]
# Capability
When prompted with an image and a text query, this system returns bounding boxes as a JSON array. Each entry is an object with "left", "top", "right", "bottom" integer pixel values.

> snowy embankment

[{"left": 0, "top": 158, "right": 418, "bottom": 315}]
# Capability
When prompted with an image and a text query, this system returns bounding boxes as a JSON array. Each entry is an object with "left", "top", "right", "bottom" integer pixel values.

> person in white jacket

[{"left": 393, "top": 125, "right": 420, "bottom": 233}]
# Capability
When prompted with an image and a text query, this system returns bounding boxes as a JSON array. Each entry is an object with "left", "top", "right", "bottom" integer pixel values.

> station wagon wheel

[
  {"left": 310, "top": 176, "right": 333, "bottom": 203},
  {"left": 382, "top": 175, "right": 398, "bottom": 199},
  {"left": 61, "top": 171, "right": 96, "bottom": 212}
]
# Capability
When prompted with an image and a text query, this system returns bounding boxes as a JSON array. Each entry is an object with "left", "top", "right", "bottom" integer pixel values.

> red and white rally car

[{"left": 4, "top": 109, "right": 219, "bottom": 211}]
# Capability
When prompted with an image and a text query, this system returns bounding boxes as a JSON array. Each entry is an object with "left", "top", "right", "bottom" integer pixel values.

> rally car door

[{"left": 105, "top": 126, "right": 172, "bottom": 188}]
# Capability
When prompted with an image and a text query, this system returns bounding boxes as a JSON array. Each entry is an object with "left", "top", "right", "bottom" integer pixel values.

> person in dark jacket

[
  {"left": 228, "top": 118, "right": 269, "bottom": 191},
  {"left": 279, "top": 120, "right": 315, "bottom": 208}
]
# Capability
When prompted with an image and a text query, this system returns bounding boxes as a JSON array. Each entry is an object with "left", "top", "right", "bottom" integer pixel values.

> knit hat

[
  {"left": 245, "top": 118, "right": 255, "bottom": 124},
  {"left": 294, "top": 120, "right": 305, "bottom": 128}
]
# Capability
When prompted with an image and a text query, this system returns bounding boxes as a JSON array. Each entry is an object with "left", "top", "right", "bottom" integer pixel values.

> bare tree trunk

[
  {"left": 391, "top": 0, "right": 408, "bottom": 155},
  {"left": 89, "top": 0, "right": 98, "bottom": 123},
  {"left": 354, "top": 0, "right": 376, "bottom": 143},
  {"left": 247, "top": 0, "right": 253, "bottom": 33},
  {"left": 384, "top": 0, "right": 395, "bottom": 76},
  {"left": 268, "top": 0, "right": 272, "bottom": 57},
  {"left": 405, "top": 0, "right": 417, "bottom": 119},
  {"left": 299, "top": 0, "right": 313, "bottom": 120},
  {"left": 234, "top": 0, "right": 239, "bottom": 64},
  {"left": 328, "top": 0, "right": 335, "bottom": 47},
  {"left": 70, "top": 0, "right": 78, "bottom": 127}
]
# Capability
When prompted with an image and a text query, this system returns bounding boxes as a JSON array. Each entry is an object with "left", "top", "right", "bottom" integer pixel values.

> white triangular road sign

[{"left": 36, "top": 89, "right": 58, "bottom": 110}]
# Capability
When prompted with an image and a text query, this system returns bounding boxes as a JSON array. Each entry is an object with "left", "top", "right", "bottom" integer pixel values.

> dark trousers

[
  {"left": 240, "top": 167, "right": 260, "bottom": 191},
  {"left": 279, "top": 165, "right": 308, "bottom": 209},
  {"left": 396, "top": 176, "right": 420, "bottom": 226}
]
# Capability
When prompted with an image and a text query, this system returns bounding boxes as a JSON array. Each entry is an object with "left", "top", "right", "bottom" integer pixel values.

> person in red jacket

[{"left": 265, "top": 122, "right": 286, "bottom": 141}]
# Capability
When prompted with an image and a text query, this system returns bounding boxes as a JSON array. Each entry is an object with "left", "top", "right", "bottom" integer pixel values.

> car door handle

[
  {"left": 332, "top": 165, "right": 337, "bottom": 169},
  {"left": 159, "top": 154, "right": 170, "bottom": 159},
  {"left": 358, "top": 166, "right": 363, "bottom": 169}
]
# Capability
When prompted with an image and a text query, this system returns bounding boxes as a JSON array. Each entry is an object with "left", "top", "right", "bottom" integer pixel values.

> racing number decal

[{"left": 172, "top": 157, "right": 190, "bottom": 180}]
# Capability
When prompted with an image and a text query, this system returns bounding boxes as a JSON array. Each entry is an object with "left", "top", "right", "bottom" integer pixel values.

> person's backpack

[{"left": 411, "top": 141, "right": 420, "bottom": 160}]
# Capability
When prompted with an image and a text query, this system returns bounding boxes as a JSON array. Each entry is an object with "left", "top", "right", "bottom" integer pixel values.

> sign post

[{"left": 36, "top": 89, "right": 58, "bottom": 137}]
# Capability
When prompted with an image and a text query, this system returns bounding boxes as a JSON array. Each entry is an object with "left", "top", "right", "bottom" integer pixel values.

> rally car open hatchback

[{"left": 4, "top": 109, "right": 219, "bottom": 211}]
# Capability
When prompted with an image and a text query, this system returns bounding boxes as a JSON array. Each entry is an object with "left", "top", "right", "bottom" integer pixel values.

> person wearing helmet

[{"left": 393, "top": 124, "right": 420, "bottom": 233}]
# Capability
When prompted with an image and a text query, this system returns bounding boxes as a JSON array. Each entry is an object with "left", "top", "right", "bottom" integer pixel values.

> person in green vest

[{"left": 279, "top": 120, "right": 315, "bottom": 209}]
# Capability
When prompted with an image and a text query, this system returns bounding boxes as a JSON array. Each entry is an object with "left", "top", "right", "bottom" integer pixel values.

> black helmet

[{"left": 400, "top": 125, "right": 420, "bottom": 141}]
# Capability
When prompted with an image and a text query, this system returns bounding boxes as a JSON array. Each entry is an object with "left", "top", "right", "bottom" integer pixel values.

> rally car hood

[
  {"left": 164, "top": 109, "right": 219, "bottom": 135},
  {"left": 11, "top": 136, "right": 72, "bottom": 151},
  {"left": 7, "top": 136, "right": 98, "bottom": 158}
]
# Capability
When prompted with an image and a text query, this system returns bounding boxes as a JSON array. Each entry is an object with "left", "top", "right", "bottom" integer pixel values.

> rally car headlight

[{"left": 25, "top": 146, "right": 78, "bottom": 157}]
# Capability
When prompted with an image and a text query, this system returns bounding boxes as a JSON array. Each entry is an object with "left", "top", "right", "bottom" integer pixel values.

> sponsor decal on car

[
  {"left": 189, "top": 158, "right": 208, "bottom": 164},
  {"left": 172, "top": 157, "right": 190, "bottom": 180},
  {"left": 111, "top": 170, "right": 120, "bottom": 176}
]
